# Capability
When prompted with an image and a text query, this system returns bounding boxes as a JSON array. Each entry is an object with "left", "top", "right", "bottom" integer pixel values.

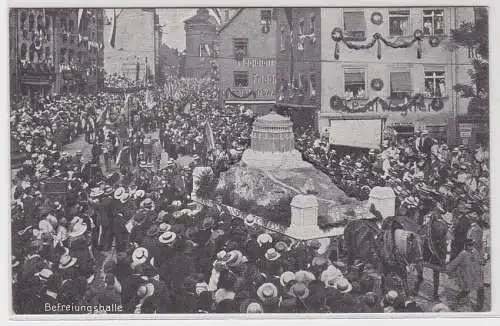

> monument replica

[
  {"left": 242, "top": 111, "right": 310, "bottom": 169},
  {"left": 194, "top": 110, "right": 375, "bottom": 240}
]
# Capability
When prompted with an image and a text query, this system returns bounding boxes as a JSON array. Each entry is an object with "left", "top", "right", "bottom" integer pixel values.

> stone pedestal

[
  {"left": 286, "top": 194, "right": 322, "bottom": 239},
  {"left": 368, "top": 186, "right": 395, "bottom": 219}
]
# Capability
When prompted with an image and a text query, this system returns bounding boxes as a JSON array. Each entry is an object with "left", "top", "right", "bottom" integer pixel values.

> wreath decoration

[
  {"left": 430, "top": 98, "right": 444, "bottom": 111},
  {"left": 371, "top": 78, "right": 384, "bottom": 91},
  {"left": 331, "top": 28, "right": 344, "bottom": 60},
  {"left": 331, "top": 27, "right": 343, "bottom": 42},
  {"left": 371, "top": 12, "right": 383, "bottom": 25},
  {"left": 330, "top": 95, "right": 344, "bottom": 110},
  {"left": 429, "top": 36, "right": 440, "bottom": 48}
]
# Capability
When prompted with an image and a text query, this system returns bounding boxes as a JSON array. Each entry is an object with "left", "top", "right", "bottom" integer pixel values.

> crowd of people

[{"left": 11, "top": 74, "right": 489, "bottom": 314}]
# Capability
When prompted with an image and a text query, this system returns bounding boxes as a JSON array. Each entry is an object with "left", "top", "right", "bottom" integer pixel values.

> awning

[
  {"left": 344, "top": 71, "right": 365, "bottom": 84},
  {"left": 344, "top": 11, "right": 366, "bottom": 32},
  {"left": 390, "top": 72, "right": 412, "bottom": 92}
]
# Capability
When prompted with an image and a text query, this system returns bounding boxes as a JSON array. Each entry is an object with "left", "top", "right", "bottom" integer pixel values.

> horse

[
  {"left": 343, "top": 215, "right": 427, "bottom": 297},
  {"left": 384, "top": 213, "right": 453, "bottom": 301}
]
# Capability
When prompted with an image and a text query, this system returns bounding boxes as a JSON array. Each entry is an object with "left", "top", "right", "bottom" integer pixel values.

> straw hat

[
  {"left": 274, "top": 241, "right": 288, "bottom": 253},
  {"left": 246, "top": 302, "right": 264, "bottom": 313},
  {"left": 35, "top": 268, "right": 53, "bottom": 281},
  {"left": 257, "top": 233, "right": 272, "bottom": 246},
  {"left": 158, "top": 223, "right": 171, "bottom": 233},
  {"left": 244, "top": 215, "right": 256, "bottom": 227},
  {"left": 334, "top": 277, "right": 352, "bottom": 294},
  {"left": 69, "top": 222, "right": 87, "bottom": 238},
  {"left": 120, "top": 192, "right": 131, "bottom": 204},
  {"left": 264, "top": 248, "right": 281, "bottom": 261},
  {"left": 256, "top": 283, "right": 278, "bottom": 302},
  {"left": 134, "top": 190, "right": 145, "bottom": 199},
  {"left": 59, "top": 253, "right": 78, "bottom": 269},
  {"left": 114, "top": 187, "right": 126, "bottom": 200},
  {"left": 90, "top": 187, "right": 104, "bottom": 198},
  {"left": 385, "top": 290, "right": 399, "bottom": 305},
  {"left": 104, "top": 186, "right": 114, "bottom": 196},
  {"left": 132, "top": 247, "right": 149, "bottom": 265},
  {"left": 280, "top": 271, "right": 296, "bottom": 287},
  {"left": 290, "top": 282, "right": 310, "bottom": 300},
  {"left": 158, "top": 231, "right": 177, "bottom": 244}
]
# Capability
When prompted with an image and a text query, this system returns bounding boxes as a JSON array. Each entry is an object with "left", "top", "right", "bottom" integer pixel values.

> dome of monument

[{"left": 250, "top": 111, "right": 295, "bottom": 153}]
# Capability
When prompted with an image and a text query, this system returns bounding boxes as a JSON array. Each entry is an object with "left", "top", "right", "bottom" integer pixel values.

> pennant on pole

[
  {"left": 183, "top": 102, "right": 191, "bottom": 114},
  {"left": 204, "top": 121, "right": 216, "bottom": 152},
  {"left": 109, "top": 9, "right": 117, "bottom": 48}
]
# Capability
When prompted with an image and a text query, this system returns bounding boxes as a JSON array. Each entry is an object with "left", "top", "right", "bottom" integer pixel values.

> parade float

[{"left": 193, "top": 111, "right": 376, "bottom": 240}]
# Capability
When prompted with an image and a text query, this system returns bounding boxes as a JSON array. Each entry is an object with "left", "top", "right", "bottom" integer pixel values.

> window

[
  {"left": 423, "top": 9, "right": 444, "bottom": 36},
  {"left": 37, "top": 15, "right": 44, "bottom": 29},
  {"left": 390, "top": 71, "right": 413, "bottom": 99},
  {"left": 20, "top": 12, "right": 26, "bottom": 28},
  {"left": 310, "top": 14, "right": 316, "bottom": 34},
  {"left": 425, "top": 71, "right": 446, "bottom": 97},
  {"left": 310, "top": 73, "right": 317, "bottom": 91},
  {"left": 60, "top": 17, "right": 67, "bottom": 30},
  {"left": 261, "top": 10, "right": 272, "bottom": 25},
  {"left": 299, "top": 18, "right": 305, "bottom": 35},
  {"left": 344, "top": 68, "right": 366, "bottom": 99},
  {"left": 233, "top": 71, "right": 249, "bottom": 87},
  {"left": 300, "top": 73, "right": 308, "bottom": 92},
  {"left": 29, "top": 14, "right": 35, "bottom": 31},
  {"left": 60, "top": 48, "right": 66, "bottom": 63},
  {"left": 233, "top": 38, "right": 248, "bottom": 57},
  {"left": 280, "top": 26, "right": 286, "bottom": 51},
  {"left": 20, "top": 43, "right": 27, "bottom": 60},
  {"left": 389, "top": 10, "right": 410, "bottom": 36},
  {"left": 45, "top": 46, "right": 50, "bottom": 58},
  {"left": 199, "top": 44, "right": 209, "bottom": 57},
  {"left": 343, "top": 11, "right": 366, "bottom": 41}
]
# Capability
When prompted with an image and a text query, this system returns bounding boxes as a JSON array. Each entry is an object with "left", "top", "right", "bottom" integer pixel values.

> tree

[{"left": 451, "top": 7, "right": 488, "bottom": 115}]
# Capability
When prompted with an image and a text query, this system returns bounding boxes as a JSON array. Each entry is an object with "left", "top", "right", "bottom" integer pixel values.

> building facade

[
  {"left": 9, "top": 8, "right": 105, "bottom": 97},
  {"left": 103, "top": 8, "right": 160, "bottom": 83},
  {"left": 218, "top": 8, "right": 278, "bottom": 114},
  {"left": 10, "top": 8, "right": 57, "bottom": 97},
  {"left": 319, "top": 7, "right": 476, "bottom": 144},
  {"left": 183, "top": 9, "right": 218, "bottom": 78},
  {"left": 276, "top": 8, "right": 322, "bottom": 131}
]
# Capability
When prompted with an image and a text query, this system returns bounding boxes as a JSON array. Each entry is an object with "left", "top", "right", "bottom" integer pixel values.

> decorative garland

[
  {"left": 370, "top": 78, "right": 384, "bottom": 91},
  {"left": 225, "top": 88, "right": 256, "bottom": 99},
  {"left": 330, "top": 93, "right": 429, "bottom": 115},
  {"left": 331, "top": 29, "right": 425, "bottom": 60}
]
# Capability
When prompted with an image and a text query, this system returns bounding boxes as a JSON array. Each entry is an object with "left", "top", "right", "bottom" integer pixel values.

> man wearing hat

[{"left": 447, "top": 238, "right": 484, "bottom": 311}]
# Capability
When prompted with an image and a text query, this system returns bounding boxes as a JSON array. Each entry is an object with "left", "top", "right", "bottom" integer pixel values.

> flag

[
  {"left": 122, "top": 94, "right": 130, "bottom": 117},
  {"left": 77, "top": 9, "right": 84, "bottom": 32},
  {"left": 109, "top": 9, "right": 117, "bottom": 48},
  {"left": 135, "top": 60, "right": 140, "bottom": 81},
  {"left": 204, "top": 121, "right": 216, "bottom": 152},
  {"left": 210, "top": 8, "right": 222, "bottom": 24},
  {"left": 183, "top": 103, "right": 191, "bottom": 114},
  {"left": 205, "top": 44, "right": 211, "bottom": 57},
  {"left": 309, "top": 76, "right": 316, "bottom": 97}
]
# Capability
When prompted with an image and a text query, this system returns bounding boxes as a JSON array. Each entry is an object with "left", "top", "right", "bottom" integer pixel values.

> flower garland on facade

[
  {"left": 329, "top": 93, "right": 434, "bottom": 115},
  {"left": 331, "top": 28, "right": 426, "bottom": 60},
  {"left": 225, "top": 88, "right": 256, "bottom": 99}
]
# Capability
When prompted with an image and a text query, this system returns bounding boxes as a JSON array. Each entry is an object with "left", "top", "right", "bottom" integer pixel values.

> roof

[
  {"left": 184, "top": 8, "right": 216, "bottom": 26},
  {"left": 217, "top": 8, "right": 244, "bottom": 33}
]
